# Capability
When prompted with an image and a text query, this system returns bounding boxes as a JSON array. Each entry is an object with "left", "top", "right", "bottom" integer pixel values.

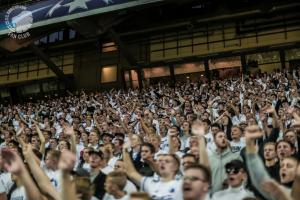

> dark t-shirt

[
  {"left": 266, "top": 161, "right": 280, "bottom": 182},
  {"left": 93, "top": 171, "right": 106, "bottom": 200}
]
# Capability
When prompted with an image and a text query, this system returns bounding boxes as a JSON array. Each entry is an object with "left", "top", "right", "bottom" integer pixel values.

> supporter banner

[{"left": 0, "top": 0, "right": 162, "bottom": 36}]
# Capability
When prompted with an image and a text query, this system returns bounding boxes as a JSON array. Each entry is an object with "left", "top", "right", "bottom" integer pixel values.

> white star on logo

[
  {"left": 102, "top": 0, "right": 113, "bottom": 4},
  {"left": 65, "top": 0, "right": 88, "bottom": 13},
  {"left": 46, "top": 0, "right": 114, "bottom": 17}
]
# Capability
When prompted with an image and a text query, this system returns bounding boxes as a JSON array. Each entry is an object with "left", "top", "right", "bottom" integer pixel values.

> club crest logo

[{"left": 5, "top": 5, "right": 32, "bottom": 39}]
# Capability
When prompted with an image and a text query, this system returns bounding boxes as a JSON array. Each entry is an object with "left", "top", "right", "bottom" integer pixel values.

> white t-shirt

[
  {"left": 160, "top": 136, "right": 169, "bottom": 152},
  {"left": 211, "top": 185, "right": 255, "bottom": 200},
  {"left": 44, "top": 169, "right": 60, "bottom": 191},
  {"left": 10, "top": 186, "right": 27, "bottom": 200},
  {"left": 101, "top": 165, "right": 113, "bottom": 175},
  {"left": 230, "top": 138, "right": 246, "bottom": 153},
  {"left": 124, "top": 180, "right": 137, "bottom": 194},
  {"left": 141, "top": 177, "right": 181, "bottom": 200},
  {"left": 0, "top": 172, "right": 13, "bottom": 194}
]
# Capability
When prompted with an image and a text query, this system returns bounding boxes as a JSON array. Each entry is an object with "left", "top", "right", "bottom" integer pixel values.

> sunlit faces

[
  {"left": 171, "top": 136, "right": 181, "bottom": 150},
  {"left": 44, "top": 151, "right": 60, "bottom": 170},
  {"left": 284, "top": 130, "right": 296, "bottom": 145},
  {"left": 231, "top": 126, "right": 242, "bottom": 140},
  {"left": 31, "top": 135, "right": 40, "bottom": 149},
  {"left": 58, "top": 140, "right": 69, "bottom": 151},
  {"left": 81, "top": 132, "right": 88, "bottom": 143},
  {"left": 104, "top": 172, "right": 127, "bottom": 195},
  {"left": 114, "top": 160, "right": 126, "bottom": 172},
  {"left": 211, "top": 125, "right": 220, "bottom": 136},
  {"left": 214, "top": 131, "right": 228, "bottom": 149},
  {"left": 149, "top": 135, "right": 161, "bottom": 150},
  {"left": 226, "top": 168, "right": 247, "bottom": 188},
  {"left": 276, "top": 140, "right": 295, "bottom": 160},
  {"left": 131, "top": 134, "right": 142, "bottom": 148},
  {"left": 88, "top": 131, "right": 99, "bottom": 144},
  {"left": 49, "top": 138, "right": 58, "bottom": 149},
  {"left": 104, "top": 177, "right": 117, "bottom": 194},
  {"left": 182, "top": 155, "right": 197, "bottom": 171},
  {"left": 263, "top": 143, "right": 277, "bottom": 161},
  {"left": 183, "top": 167, "right": 210, "bottom": 200},
  {"left": 182, "top": 121, "right": 190, "bottom": 132},
  {"left": 188, "top": 136, "right": 199, "bottom": 156},
  {"left": 140, "top": 144, "right": 154, "bottom": 161},
  {"left": 158, "top": 155, "right": 179, "bottom": 177},
  {"left": 280, "top": 157, "right": 298, "bottom": 184},
  {"left": 221, "top": 115, "right": 230, "bottom": 126},
  {"left": 82, "top": 148, "right": 91, "bottom": 162},
  {"left": 88, "top": 153, "right": 102, "bottom": 169}
]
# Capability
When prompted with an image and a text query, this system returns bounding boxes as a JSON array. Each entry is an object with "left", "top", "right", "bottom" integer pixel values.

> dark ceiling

[{"left": 0, "top": 0, "right": 300, "bottom": 60}]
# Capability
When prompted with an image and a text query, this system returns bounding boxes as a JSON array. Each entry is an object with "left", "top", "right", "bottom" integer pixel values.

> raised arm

[
  {"left": 175, "top": 91, "right": 185, "bottom": 104},
  {"left": 245, "top": 125, "right": 275, "bottom": 200},
  {"left": 191, "top": 122, "right": 210, "bottom": 169},
  {"left": 122, "top": 141, "right": 143, "bottom": 186},
  {"left": 262, "top": 180, "right": 293, "bottom": 200},
  {"left": 139, "top": 117, "right": 154, "bottom": 136},
  {"left": 22, "top": 144, "right": 60, "bottom": 200},
  {"left": 58, "top": 150, "right": 77, "bottom": 200},
  {"left": 63, "top": 124, "right": 76, "bottom": 154},
  {"left": 1, "top": 148, "right": 44, "bottom": 200},
  {"left": 35, "top": 124, "right": 46, "bottom": 155}
]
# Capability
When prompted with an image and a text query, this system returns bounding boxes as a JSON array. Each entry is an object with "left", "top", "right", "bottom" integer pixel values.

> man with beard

[{"left": 208, "top": 131, "right": 241, "bottom": 192}]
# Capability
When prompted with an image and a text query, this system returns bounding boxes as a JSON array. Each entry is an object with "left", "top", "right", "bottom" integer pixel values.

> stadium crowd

[{"left": 0, "top": 68, "right": 300, "bottom": 200}]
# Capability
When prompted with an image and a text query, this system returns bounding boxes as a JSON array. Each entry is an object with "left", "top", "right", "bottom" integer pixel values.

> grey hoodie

[{"left": 208, "top": 147, "right": 242, "bottom": 192}]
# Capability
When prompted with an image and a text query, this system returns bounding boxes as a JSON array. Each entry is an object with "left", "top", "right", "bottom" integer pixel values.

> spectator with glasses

[
  {"left": 182, "top": 164, "right": 211, "bottom": 200},
  {"left": 211, "top": 160, "right": 254, "bottom": 200}
]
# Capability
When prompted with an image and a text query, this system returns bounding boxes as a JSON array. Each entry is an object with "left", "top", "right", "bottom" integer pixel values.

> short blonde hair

[{"left": 107, "top": 171, "right": 127, "bottom": 190}]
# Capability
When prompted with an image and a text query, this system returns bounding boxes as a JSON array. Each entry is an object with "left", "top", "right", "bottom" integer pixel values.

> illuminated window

[
  {"left": 209, "top": 56, "right": 241, "bottom": 70},
  {"left": 101, "top": 66, "right": 117, "bottom": 83},
  {"left": 174, "top": 62, "right": 204, "bottom": 75},
  {"left": 102, "top": 42, "right": 117, "bottom": 52},
  {"left": 143, "top": 66, "right": 170, "bottom": 78}
]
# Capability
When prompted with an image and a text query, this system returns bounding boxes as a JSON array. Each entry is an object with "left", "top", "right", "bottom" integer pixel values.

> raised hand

[
  {"left": 291, "top": 111, "right": 300, "bottom": 128},
  {"left": 261, "top": 180, "right": 293, "bottom": 200},
  {"left": 191, "top": 121, "right": 205, "bottom": 137},
  {"left": 63, "top": 124, "right": 74, "bottom": 136},
  {"left": 264, "top": 106, "right": 276, "bottom": 114},
  {"left": 1, "top": 148, "right": 25, "bottom": 175},
  {"left": 259, "top": 112, "right": 267, "bottom": 121},
  {"left": 207, "top": 99, "right": 214, "bottom": 108},
  {"left": 287, "top": 106, "right": 295, "bottom": 115},
  {"left": 245, "top": 125, "right": 264, "bottom": 140},
  {"left": 22, "top": 143, "right": 34, "bottom": 159},
  {"left": 16, "top": 126, "right": 24, "bottom": 136},
  {"left": 123, "top": 140, "right": 131, "bottom": 151},
  {"left": 58, "top": 150, "right": 76, "bottom": 172}
]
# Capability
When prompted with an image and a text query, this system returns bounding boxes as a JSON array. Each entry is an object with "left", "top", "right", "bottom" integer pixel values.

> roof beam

[{"left": 29, "top": 44, "right": 72, "bottom": 86}]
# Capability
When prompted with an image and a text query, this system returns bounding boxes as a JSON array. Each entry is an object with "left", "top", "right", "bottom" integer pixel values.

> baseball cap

[{"left": 225, "top": 159, "right": 245, "bottom": 171}]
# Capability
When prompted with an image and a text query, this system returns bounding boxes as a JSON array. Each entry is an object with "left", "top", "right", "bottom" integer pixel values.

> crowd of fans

[{"left": 0, "top": 68, "right": 300, "bottom": 200}]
